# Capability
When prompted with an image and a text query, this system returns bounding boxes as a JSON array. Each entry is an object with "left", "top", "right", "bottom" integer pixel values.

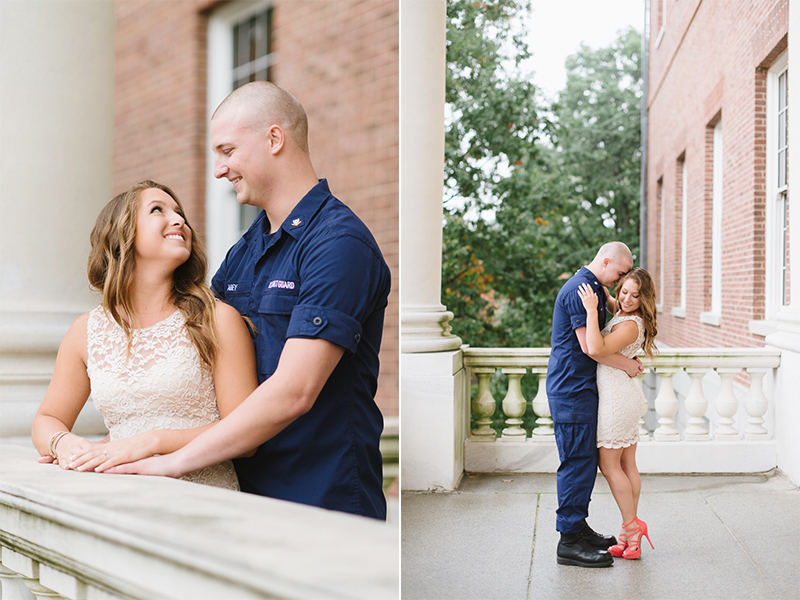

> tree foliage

[
  {"left": 550, "top": 28, "right": 643, "bottom": 258},
  {"left": 442, "top": 9, "right": 642, "bottom": 349}
]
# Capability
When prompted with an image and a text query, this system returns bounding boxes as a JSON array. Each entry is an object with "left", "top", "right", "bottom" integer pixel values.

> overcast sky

[{"left": 525, "top": 0, "right": 645, "bottom": 99}]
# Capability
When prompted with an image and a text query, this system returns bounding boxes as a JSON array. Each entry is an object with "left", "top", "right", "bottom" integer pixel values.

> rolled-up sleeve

[{"left": 287, "top": 233, "right": 388, "bottom": 354}]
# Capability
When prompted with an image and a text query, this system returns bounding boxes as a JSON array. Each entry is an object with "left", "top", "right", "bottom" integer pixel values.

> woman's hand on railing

[
  {"left": 38, "top": 433, "right": 93, "bottom": 469},
  {"left": 68, "top": 432, "right": 161, "bottom": 473}
]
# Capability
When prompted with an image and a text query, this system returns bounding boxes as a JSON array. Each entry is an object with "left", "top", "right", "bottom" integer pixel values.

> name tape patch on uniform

[
  {"left": 268, "top": 279, "right": 297, "bottom": 290},
  {"left": 227, "top": 283, "right": 238, "bottom": 292}
]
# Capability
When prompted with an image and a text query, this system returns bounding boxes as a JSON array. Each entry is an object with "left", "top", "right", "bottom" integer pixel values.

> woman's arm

[
  {"left": 32, "top": 314, "right": 95, "bottom": 468},
  {"left": 577, "top": 283, "right": 638, "bottom": 356},
  {"left": 574, "top": 328, "right": 643, "bottom": 377},
  {"left": 74, "top": 302, "right": 260, "bottom": 472}
]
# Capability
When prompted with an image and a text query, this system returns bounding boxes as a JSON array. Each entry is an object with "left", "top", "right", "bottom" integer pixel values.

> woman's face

[
  {"left": 134, "top": 188, "right": 192, "bottom": 269},
  {"left": 617, "top": 278, "right": 641, "bottom": 315}
]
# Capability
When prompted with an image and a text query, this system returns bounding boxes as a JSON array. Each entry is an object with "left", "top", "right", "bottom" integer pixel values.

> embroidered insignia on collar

[{"left": 291, "top": 218, "right": 302, "bottom": 227}]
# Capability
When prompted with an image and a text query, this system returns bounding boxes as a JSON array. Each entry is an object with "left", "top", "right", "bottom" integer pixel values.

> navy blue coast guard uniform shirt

[
  {"left": 546, "top": 267, "right": 607, "bottom": 408},
  {"left": 212, "top": 179, "right": 390, "bottom": 520}
]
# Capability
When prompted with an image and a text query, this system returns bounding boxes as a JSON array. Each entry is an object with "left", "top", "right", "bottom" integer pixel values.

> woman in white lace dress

[
  {"left": 32, "top": 181, "right": 259, "bottom": 490},
  {"left": 577, "top": 268, "right": 658, "bottom": 560}
]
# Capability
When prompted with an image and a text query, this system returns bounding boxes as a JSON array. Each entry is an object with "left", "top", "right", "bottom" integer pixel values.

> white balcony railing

[
  {"left": 463, "top": 347, "right": 781, "bottom": 474},
  {"left": 0, "top": 443, "right": 398, "bottom": 600}
]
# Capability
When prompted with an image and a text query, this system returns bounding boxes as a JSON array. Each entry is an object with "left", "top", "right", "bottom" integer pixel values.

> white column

[
  {"left": 0, "top": 1, "right": 113, "bottom": 437},
  {"left": 399, "top": 0, "right": 465, "bottom": 491},
  {"left": 399, "top": 0, "right": 461, "bottom": 354}
]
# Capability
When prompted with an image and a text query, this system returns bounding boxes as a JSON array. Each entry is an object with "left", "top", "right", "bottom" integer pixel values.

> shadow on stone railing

[
  {"left": 0, "top": 444, "right": 398, "bottom": 600},
  {"left": 463, "top": 347, "right": 781, "bottom": 474}
]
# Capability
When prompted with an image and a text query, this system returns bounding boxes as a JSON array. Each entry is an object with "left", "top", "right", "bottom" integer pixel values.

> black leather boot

[
  {"left": 557, "top": 532, "right": 613, "bottom": 568},
  {"left": 580, "top": 522, "right": 617, "bottom": 549}
]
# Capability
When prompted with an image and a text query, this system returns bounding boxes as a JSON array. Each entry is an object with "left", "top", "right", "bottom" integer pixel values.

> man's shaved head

[{"left": 213, "top": 81, "right": 309, "bottom": 152}]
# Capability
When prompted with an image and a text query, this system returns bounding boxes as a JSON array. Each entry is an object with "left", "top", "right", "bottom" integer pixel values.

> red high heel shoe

[
  {"left": 608, "top": 519, "right": 634, "bottom": 557},
  {"left": 622, "top": 517, "right": 654, "bottom": 560}
]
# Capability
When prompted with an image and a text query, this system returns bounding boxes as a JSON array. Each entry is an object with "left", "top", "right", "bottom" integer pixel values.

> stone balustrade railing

[
  {"left": 463, "top": 347, "right": 781, "bottom": 474},
  {"left": 0, "top": 444, "right": 398, "bottom": 600}
]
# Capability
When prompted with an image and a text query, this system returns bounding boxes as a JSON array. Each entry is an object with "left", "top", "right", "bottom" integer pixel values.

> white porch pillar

[
  {"left": 0, "top": 1, "right": 113, "bottom": 437},
  {"left": 765, "top": 0, "right": 800, "bottom": 484},
  {"left": 400, "top": 0, "right": 465, "bottom": 491}
]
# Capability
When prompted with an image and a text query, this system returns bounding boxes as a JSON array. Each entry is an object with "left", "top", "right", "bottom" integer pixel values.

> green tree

[
  {"left": 549, "top": 27, "right": 643, "bottom": 258},
  {"left": 443, "top": 15, "right": 642, "bottom": 351},
  {"left": 444, "top": 0, "right": 539, "bottom": 213},
  {"left": 442, "top": 0, "right": 545, "bottom": 348}
]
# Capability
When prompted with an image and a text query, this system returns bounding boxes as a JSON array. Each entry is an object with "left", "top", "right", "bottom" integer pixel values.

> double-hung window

[{"left": 206, "top": 1, "right": 275, "bottom": 274}]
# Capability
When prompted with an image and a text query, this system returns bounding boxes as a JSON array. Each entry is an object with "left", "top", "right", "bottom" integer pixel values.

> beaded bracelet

[{"left": 49, "top": 431, "right": 70, "bottom": 460}]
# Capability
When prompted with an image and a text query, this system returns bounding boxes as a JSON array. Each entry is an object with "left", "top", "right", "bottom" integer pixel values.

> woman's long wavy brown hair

[
  {"left": 614, "top": 267, "right": 658, "bottom": 358},
  {"left": 87, "top": 180, "right": 220, "bottom": 370}
]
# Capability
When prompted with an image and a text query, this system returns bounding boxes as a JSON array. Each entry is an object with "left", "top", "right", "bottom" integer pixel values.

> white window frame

[
  {"left": 751, "top": 51, "right": 789, "bottom": 336},
  {"left": 655, "top": 0, "right": 667, "bottom": 48},
  {"left": 206, "top": 0, "right": 274, "bottom": 276},
  {"left": 766, "top": 52, "right": 789, "bottom": 319},
  {"left": 701, "top": 121, "right": 723, "bottom": 326},
  {"left": 658, "top": 179, "right": 665, "bottom": 313},
  {"left": 672, "top": 159, "right": 687, "bottom": 318}
]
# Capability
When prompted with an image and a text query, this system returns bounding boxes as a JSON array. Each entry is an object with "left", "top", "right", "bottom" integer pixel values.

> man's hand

[
  {"left": 104, "top": 453, "right": 185, "bottom": 479},
  {"left": 622, "top": 356, "right": 645, "bottom": 378}
]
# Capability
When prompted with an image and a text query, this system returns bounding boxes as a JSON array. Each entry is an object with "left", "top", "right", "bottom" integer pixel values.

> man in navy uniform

[
  {"left": 546, "top": 242, "right": 642, "bottom": 565},
  {"left": 113, "top": 81, "right": 390, "bottom": 520}
]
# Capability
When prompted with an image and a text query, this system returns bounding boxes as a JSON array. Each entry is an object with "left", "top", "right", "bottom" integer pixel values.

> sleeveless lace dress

[
  {"left": 596, "top": 313, "right": 646, "bottom": 449},
  {"left": 86, "top": 306, "right": 239, "bottom": 490}
]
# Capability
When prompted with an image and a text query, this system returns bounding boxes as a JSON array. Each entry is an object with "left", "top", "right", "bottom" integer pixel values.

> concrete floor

[{"left": 401, "top": 471, "right": 800, "bottom": 600}]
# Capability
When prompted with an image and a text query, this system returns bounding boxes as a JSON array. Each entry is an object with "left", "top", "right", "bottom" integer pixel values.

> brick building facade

[
  {"left": 111, "top": 0, "right": 399, "bottom": 415},
  {"left": 646, "top": 0, "right": 789, "bottom": 349}
]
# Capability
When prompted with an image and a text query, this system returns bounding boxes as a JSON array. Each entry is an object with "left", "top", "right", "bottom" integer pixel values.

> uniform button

[
  {"left": 312, "top": 316, "right": 323, "bottom": 326},
  {"left": 354, "top": 333, "right": 361, "bottom": 343}
]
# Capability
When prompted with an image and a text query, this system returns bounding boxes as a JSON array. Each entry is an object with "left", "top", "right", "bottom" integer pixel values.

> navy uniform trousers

[{"left": 549, "top": 391, "right": 599, "bottom": 534}]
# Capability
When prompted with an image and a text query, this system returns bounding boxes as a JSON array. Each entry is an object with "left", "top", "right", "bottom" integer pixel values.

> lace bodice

[
  {"left": 86, "top": 306, "right": 238, "bottom": 490},
  {"left": 601, "top": 313, "right": 645, "bottom": 358}
]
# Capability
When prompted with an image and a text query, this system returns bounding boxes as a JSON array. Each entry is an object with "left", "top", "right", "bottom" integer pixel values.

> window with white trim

[
  {"left": 672, "top": 157, "right": 687, "bottom": 318},
  {"left": 766, "top": 52, "right": 790, "bottom": 318},
  {"left": 206, "top": 1, "right": 275, "bottom": 275},
  {"left": 701, "top": 121, "right": 722, "bottom": 326},
  {"left": 655, "top": 0, "right": 667, "bottom": 48},
  {"left": 658, "top": 177, "right": 665, "bottom": 312}
]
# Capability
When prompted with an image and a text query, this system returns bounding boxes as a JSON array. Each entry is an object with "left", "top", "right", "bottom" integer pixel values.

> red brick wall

[
  {"left": 112, "top": 0, "right": 399, "bottom": 415},
  {"left": 271, "top": 0, "right": 399, "bottom": 414},
  {"left": 646, "top": 0, "right": 788, "bottom": 348}
]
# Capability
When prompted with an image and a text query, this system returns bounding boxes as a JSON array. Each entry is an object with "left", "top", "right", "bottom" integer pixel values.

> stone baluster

[
  {"left": 471, "top": 367, "right": 497, "bottom": 441},
  {"left": 684, "top": 368, "right": 710, "bottom": 441},
  {"left": 0, "top": 560, "right": 35, "bottom": 600},
  {"left": 38, "top": 565, "right": 87, "bottom": 600},
  {"left": 744, "top": 368, "right": 770, "bottom": 440},
  {"left": 653, "top": 368, "right": 680, "bottom": 441},
  {"left": 0, "top": 548, "right": 61, "bottom": 600},
  {"left": 635, "top": 372, "right": 650, "bottom": 442},
  {"left": 500, "top": 368, "right": 528, "bottom": 441},
  {"left": 24, "top": 579, "right": 62, "bottom": 600},
  {"left": 714, "top": 368, "right": 741, "bottom": 440},
  {"left": 530, "top": 368, "right": 554, "bottom": 438}
]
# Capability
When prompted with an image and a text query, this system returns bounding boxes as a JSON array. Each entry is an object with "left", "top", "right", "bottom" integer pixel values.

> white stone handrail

[
  {"left": 0, "top": 444, "right": 398, "bottom": 600},
  {"left": 463, "top": 346, "right": 781, "bottom": 444}
]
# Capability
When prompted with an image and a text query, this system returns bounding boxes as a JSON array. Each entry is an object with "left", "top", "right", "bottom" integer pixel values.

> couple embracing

[
  {"left": 547, "top": 242, "right": 658, "bottom": 566},
  {"left": 32, "top": 82, "right": 390, "bottom": 521}
]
